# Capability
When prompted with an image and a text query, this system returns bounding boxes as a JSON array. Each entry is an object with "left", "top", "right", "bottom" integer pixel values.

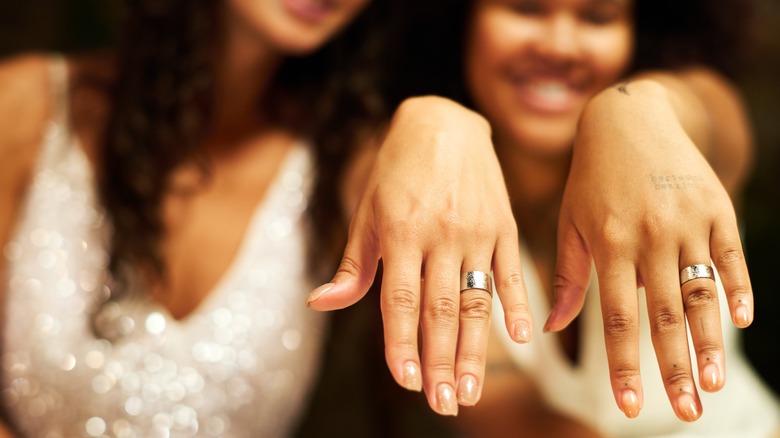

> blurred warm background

[{"left": 2, "top": 0, "right": 778, "bottom": 400}]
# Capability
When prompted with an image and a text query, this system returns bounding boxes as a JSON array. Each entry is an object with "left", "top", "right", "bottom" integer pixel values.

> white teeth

[{"left": 530, "top": 82, "right": 570, "bottom": 102}]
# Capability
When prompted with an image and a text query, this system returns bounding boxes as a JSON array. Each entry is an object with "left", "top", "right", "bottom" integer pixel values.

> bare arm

[{"left": 0, "top": 54, "right": 52, "bottom": 437}]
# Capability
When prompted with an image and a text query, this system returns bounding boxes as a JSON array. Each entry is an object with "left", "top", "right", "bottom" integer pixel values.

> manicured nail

[
  {"left": 735, "top": 305, "right": 751, "bottom": 327},
  {"left": 620, "top": 389, "right": 640, "bottom": 418},
  {"left": 701, "top": 362, "right": 721, "bottom": 391},
  {"left": 457, "top": 374, "right": 479, "bottom": 406},
  {"left": 305, "top": 283, "right": 334, "bottom": 307},
  {"left": 513, "top": 320, "right": 532, "bottom": 342},
  {"left": 436, "top": 383, "right": 458, "bottom": 416},
  {"left": 401, "top": 361, "right": 422, "bottom": 392},
  {"left": 676, "top": 393, "right": 700, "bottom": 422}
]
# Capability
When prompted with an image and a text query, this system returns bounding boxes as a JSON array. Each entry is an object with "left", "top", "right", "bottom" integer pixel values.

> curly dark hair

[
  {"left": 381, "top": 0, "right": 754, "bottom": 110},
  {"left": 100, "top": 0, "right": 395, "bottom": 299}
]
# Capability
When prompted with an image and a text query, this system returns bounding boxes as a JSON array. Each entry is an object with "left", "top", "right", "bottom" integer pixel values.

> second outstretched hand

[
  {"left": 548, "top": 70, "right": 754, "bottom": 422},
  {"left": 306, "top": 96, "right": 534, "bottom": 416}
]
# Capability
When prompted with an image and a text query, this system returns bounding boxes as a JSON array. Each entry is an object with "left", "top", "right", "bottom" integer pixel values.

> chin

[
  {"left": 265, "top": 25, "right": 332, "bottom": 55},
  {"left": 508, "top": 119, "right": 577, "bottom": 158}
]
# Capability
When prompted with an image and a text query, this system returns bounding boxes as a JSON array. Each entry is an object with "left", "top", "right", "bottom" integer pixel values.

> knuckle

[
  {"left": 728, "top": 284, "right": 752, "bottom": 300},
  {"left": 499, "top": 271, "right": 525, "bottom": 291},
  {"left": 426, "top": 358, "right": 455, "bottom": 375},
  {"left": 603, "top": 312, "right": 637, "bottom": 338},
  {"left": 425, "top": 296, "right": 459, "bottom": 323},
  {"left": 599, "top": 218, "right": 634, "bottom": 255},
  {"left": 637, "top": 214, "right": 664, "bottom": 240},
  {"left": 554, "top": 273, "right": 586, "bottom": 294},
  {"left": 497, "top": 217, "right": 519, "bottom": 240},
  {"left": 460, "top": 295, "right": 492, "bottom": 322},
  {"left": 650, "top": 308, "right": 685, "bottom": 336},
  {"left": 458, "top": 352, "right": 485, "bottom": 367},
  {"left": 716, "top": 247, "right": 743, "bottom": 267},
  {"left": 436, "top": 212, "right": 466, "bottom": 240},
  {"left": 611, "top": 364, "right": 641, "bottom": 382},
  {"left": 693, "top": 339, "right": 721, "bottom": 359},
  {"left": 387, "top": 336, "right": 419, "bottom": 354},
  {"left": 381, "top": 217, "right": 417, "bottom": 243},
  {"left": 683, "top": 286, "right": 719, "bottom": 309},
  {"left": 337, "top": 254, "right": 363, "bottom": 278},
  {"left": 383, "top": 287, "right": 420, "bottom": 315},
  {"left": 663, "top": 364, "right": 691, "bottom": 389},
  {"left": 506, "top": 301, "right": 530, "bottom": 316}
]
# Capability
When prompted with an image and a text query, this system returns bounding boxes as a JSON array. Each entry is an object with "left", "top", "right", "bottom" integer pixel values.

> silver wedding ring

[
  {"left": 460, "top": 271, "right": 493, "bottom": 295},
  {"left": 680, "top": 264, "right": 715, "bottom": 285}
]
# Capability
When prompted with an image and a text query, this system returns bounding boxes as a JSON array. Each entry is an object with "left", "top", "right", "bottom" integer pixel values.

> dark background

[{"left": 1, "top": 0, "right": 778, "bottom": 403}]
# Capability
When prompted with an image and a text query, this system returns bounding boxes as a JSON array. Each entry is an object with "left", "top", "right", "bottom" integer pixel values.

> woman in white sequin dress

[{"left": 0, "top": 0, "right": 535, "bottom": 436}]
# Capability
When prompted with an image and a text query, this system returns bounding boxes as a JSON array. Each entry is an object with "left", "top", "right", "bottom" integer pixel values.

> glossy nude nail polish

[
  {"left": 701, "top": 362, "right": 721, "bottom": 391},
  {"left": 513, "top": 320, "right": 532, "bottom": 342},
  {"left": 304, "top": 283, "right": 333, "bottom": 306},
  {"left": 677, "top": 393, "right": 700, "bottom": 422},
  {"left": 620, "top": 389, "right": 640, "bottom": 418},
  {"left": 437, "top": 383, "right": 458, "bottom": 416},
  {"left": 457, "top": 375, "right": 479, "bottom": 406},
  {"left": 401, "top": 361, "right": 422, "bottom": 392}
]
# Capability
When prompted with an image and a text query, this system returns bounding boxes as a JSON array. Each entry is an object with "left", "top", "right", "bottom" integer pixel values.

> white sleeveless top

[
  {"left": 493, "top": 243, "right": 780, "bottom": 437},
  {"left": 1, "top": 57, "right": 326, "bottom": 438}
]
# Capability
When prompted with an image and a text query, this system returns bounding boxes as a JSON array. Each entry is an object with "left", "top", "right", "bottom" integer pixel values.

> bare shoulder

[
  {"left": 678, "top": 67, "right": 749, "bottom": 114},
  {"left": 0, "top": 53, "right": 52, "bottom": 164},
  {"left": 0, "top": 53, "right": 52, "bottom": 215},
  {"left": 0, "top": 54, "right": 54, "bottom": 301}
]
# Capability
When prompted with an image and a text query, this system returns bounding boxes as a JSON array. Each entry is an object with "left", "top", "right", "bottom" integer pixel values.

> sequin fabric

[{"left": 1, "top": 58, "right": 326, "bottom": 438}]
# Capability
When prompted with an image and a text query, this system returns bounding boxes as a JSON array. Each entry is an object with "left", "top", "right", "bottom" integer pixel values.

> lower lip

[{"left": 283, "top": 0, "right": 331, "bottom": 24}]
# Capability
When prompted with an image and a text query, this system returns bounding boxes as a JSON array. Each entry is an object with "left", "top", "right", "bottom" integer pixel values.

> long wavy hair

[
  {"left": 100, "top": 0, "right": 395, "bottom": 300},
  {"left": 381, "top": 0, "right": 754, "bottom": 110}
]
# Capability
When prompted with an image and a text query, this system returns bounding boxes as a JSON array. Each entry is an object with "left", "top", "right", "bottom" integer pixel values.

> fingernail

[
  {"left": 543, "top": 311, "right": 555, "bottom": 333},
  {"left": 676, "top": 393, "right": 700, "bottom": 422},
  {"left": 457, "top": 374, "right": 479, "bottom": 406},
  {"left": 436, "top": 383, "right": 458, "bottom": 416},
  {"left": 735, "top": 304, "right": 751, "bottom": 327},
  {"left": 701, "top": 362, "right": 721, "bottom": 391},
  {"left": 513, "top": 320, "right": 532, "bottom": 343},
  {"left": 620, "top": 389, "right": 640, "bottom": 418},
  {"left": 401, "top": 361, "right": 422, "bottom": 392},
  {"left": 305, "top": 283, "right": 334, "bottom": 307}
]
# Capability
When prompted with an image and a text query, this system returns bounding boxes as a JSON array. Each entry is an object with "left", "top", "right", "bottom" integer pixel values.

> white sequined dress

[{"left": 1, "top": 57, "right": 327, "bottom": 437}]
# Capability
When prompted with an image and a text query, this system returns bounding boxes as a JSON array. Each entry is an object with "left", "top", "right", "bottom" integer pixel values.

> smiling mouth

[
  {"left": 283, "top": 0, "right": 336, "bottom": 24},
  {"left": 512, "top": 77, "right": 585, "bottom": 113}
]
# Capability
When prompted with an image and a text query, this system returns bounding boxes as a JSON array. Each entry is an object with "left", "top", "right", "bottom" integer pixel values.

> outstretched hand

[
  {"left": 549, "top": 77, "right": 754, "bottom": 422},
  {"left": 306, "top": 96, "right": 534, "bottom": 416}
]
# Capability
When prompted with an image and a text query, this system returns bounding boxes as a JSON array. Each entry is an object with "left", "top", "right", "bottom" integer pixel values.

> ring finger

[
  {"left": 456, "top": 261, "right": 494, "bottom": 407},
  {"left": 678, "top": 244, "right": 725, "bottom": 393}
]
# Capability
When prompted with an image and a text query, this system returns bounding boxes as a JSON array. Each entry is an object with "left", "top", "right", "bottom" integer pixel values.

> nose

[{"left": 534, "top": 14, "right": 581, "bottom": 62}]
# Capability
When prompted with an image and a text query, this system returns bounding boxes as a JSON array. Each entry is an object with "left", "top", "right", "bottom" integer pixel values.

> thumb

[
  {"left": 546, "top": 216, "right": 592, "bottom": 331},
  {"left": 306, "top": 212, "right": 380, "bottom": 310}
]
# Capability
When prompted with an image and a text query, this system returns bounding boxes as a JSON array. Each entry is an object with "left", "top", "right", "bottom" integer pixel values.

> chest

[{"left": 1, "top": 141, "right": 327, "bottom": 437}]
